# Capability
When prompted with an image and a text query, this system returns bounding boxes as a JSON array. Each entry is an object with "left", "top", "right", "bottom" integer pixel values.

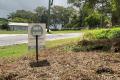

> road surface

[{"left": 0, "top": 33, "right": 82, "bottom": 46}]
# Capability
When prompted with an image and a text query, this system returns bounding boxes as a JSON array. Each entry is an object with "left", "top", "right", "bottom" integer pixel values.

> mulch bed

[{"left": 0, "top": 47, "right": 120, "bottom": 80}]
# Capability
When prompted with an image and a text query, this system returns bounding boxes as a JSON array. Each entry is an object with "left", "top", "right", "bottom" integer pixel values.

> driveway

[{"left": 0, "top": 33, "right": 82, "bottom": 46}]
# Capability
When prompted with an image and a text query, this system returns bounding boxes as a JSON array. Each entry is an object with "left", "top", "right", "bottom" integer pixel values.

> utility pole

[
  {"left": 47, "top": 0, "right": 53, "bottom": 32},
  {"left": 101, "top": 0, "right": 104, "bottom": 27}
]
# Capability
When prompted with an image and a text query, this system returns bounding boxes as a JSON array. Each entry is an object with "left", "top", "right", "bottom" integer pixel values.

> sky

[{"left": 0, "top": 0, "right": 67, "bottom": 18}]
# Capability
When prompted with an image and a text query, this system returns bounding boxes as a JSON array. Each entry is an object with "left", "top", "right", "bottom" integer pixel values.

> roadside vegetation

[
  {"left": 1, "top": 27, "right": 119, "bottom": 58},
  {"left": 83, "top": 27, "right": 120, "bottom": 40},
  {"left": 0, "top": 30, "right": 82, "bottom": 34},
  {"left": 0, "top": 0, "right": 120, "bottom": 31},
  {"left": 71, "top": 27, "right": 120, "bottom": 53},
  {"left": 0, "top": 28, "right": 120, "bottom": 80},
  {"left": 0, "top": 30, "right": 27, "bottom": 34},
  {"left": 0, "top": 37, "right": 80, "bottom": 58},
  {"left": 0, "top": 0, "right": 120, "bottom": 79},
  {"left": 0, "top": 36, "right": 120, "bottom": 80}
]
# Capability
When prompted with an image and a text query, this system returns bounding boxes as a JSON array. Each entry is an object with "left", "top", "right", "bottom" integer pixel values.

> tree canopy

[{"left": 67, "top": 0, "right": 120, "bottom": 28}]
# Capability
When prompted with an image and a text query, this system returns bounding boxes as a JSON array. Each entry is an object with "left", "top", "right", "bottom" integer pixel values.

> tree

[
  {"left": 51, "top": 6, "right": 76, "bottom": 29},
  {"left": 67, "top": 0, "right": 114, "bottom": 28},
  {"left": 8, "top": 6, "right": 48, "bottom": 24},
  {"left": 35, "top": 6, "right": 48, "bottom": 23},
  {"left": 85, "top": 11, "right": 101, "bottom": 28},
  {"left": 111, "top": 0, "right": 120, "bottom": 26},
  {"left": 8, "top": 10, "right": 35, "bottom": 23},
  {"left": 0, "top": 18, "right": 9, "bottom": 30}
]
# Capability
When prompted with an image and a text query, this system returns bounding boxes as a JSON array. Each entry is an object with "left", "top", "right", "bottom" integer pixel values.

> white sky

[
  {"left": 54, "top": 0, "right": 67, "bottom": 6},
  {"left": 0, "top": 0, "right": 67, "bottom": 18}
]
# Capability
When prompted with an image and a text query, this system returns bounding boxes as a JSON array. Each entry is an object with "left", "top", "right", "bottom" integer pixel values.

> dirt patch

[
  {"left": 96, "top": 67, "right": 114, "bottom": 74},
  {"left": 0, "top": 47, "right": 120, "bottom": 80},
  {"left": 111, "top": 38, "right": 120, "bottom": 52},
  {"left": 0, "top": 72, "right": 18, "bottom": 80}
]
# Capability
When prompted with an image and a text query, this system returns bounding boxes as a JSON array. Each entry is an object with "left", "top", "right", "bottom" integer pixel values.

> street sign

[
  {"left": 31, "top": 25, "right": 43, "bottom": 37},
  {"left": 28, "top": 23, "right": 46, "bottom": 62}
]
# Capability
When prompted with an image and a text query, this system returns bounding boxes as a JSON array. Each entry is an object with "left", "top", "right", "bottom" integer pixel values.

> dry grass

[{"left": 0, "top": 47, "right": 120, "bottom": 80}]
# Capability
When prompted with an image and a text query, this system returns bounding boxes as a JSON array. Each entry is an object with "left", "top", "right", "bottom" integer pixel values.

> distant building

[
  {"left": 49, "top": 24, "right": 62, "bottom": 30},
  {"left": 8, "top": 22, "right": 28, "bottom": 31}
]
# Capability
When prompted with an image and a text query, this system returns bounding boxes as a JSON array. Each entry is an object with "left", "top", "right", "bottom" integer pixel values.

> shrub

[
  {"left": 72, "top": 40, "right": 111, "bottom": 52},
  {"left": 94, "top": 29, "right": 110, "bottom": 39},
  {"left": 108, "top": 28, "right": 120, "bottom": 39},
  {"left": 73, "top": 28, "right": 120, "bottom": 52},
  {"left": 83, "top": 28, "right": 120, "bottom": 40}
]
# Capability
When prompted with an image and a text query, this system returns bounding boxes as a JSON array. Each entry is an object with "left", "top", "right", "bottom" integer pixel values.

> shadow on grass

[{"left": 29, "top": 60, "right": 50, "bottom": 68}]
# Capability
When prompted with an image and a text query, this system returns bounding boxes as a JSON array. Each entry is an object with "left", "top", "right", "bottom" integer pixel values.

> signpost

[{"left": 28, "top": 23, "right": 46, "bottom": 63}]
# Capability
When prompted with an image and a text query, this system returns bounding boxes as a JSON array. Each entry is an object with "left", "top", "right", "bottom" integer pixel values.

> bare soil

[{"left": 0, "top": 47, "right": 120, "bottom": 80}]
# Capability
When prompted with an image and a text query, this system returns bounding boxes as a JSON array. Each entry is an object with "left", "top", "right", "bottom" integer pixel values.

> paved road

[{"left": 0, "top": 33, "right": 82, "bottom": 46}]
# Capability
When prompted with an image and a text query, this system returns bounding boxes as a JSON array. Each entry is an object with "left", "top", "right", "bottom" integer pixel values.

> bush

[
  {"left": 72, "top": 40, "right": 111, "bottom": 52},
  {"left": 73, "top": 28, "right": 120, "bottom": 52},
  {"left": 108, "top": 28, "right": 120, "bottom": 39},
  {"left": 94, "top": 29, "right": 109, "bottom": 39},
  {"left": 83, "top": 28, "right": 120, "bottom": 40}
]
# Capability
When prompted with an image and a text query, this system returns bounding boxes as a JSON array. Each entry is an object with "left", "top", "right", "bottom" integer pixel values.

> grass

[
  {"left": 49, "top": 30, "right": 82, "bottom": 34},
  {"left": 0, "top": 44, "right": 27, "bottom": 58},
  {"left": 0, "top": 37, "right": 80, "bottom": 58},
  {"left": 46, "top": 37, "right": 80, "bottom": 48},
  {"left": 0, "top": 30, "right": 27, "bottom": 34},
  {"left": 0, "top": 30, "right": 82, "bottom": 34}
]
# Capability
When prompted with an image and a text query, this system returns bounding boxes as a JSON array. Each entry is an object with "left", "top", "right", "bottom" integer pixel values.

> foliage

[
  {"left": 83, "top": 27, "right": 120, "bottom": 40},
  {"left": 72, "top": 39, "right": 111, "bottom": 52},
  {"left": 8, "top": 10, "right": 35, "bottom": 23},
  {"left": 67, "top": 0, "right": 120, "bottom": 27},
  {"left": 8, "top": 6, "right": 48, "bottom": 23},
  {"left": 7, "top": 6, "right": 76, "bottom": 29},
  {"left": 84, "top": 12, "right": 101, "bottom": 28},
  {"left": 35, "top": 6, "right": 48, "bottom": 23},
  {"left": 112, "top": 0, "right": 120, "bottom": 26},
  {"left": 0, "top": 18, "right": 9, "bottom": 30},
  {"left": 11, "top": 17, "right": 31, "bottom": 23},
  {"left": 0, "top": 37, "right": 80, "bottom": 58},
  {"left": 51, "top": 6, "right": 76, "bottom": 27},
  {"left": 107, "top": 28, "right": 120, "bottom": 39},
  {"left": 64, "top": 23, "right": 75, "bottom": 28}
]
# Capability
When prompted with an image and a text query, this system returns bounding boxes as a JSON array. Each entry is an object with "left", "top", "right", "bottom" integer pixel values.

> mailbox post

[
  {"left": 30, "top": 24, "right": 45, "bottom": 63},
  {"left": 36, "top": 35, "right": 39, "bottom": 62}
]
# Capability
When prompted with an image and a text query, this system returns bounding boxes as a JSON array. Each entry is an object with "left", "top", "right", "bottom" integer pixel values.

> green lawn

[
  {"left": 0, "top": 37, "right": 80, "bottom": 58},
  {"left": 0, "top": 30, "right": 27, "bottom": 34},
  {"left": 0, "top": 30, "right": 82, "bottom": 34},
  {"left": 49, "top": 30, "right": 82, "bottom": 34}
]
